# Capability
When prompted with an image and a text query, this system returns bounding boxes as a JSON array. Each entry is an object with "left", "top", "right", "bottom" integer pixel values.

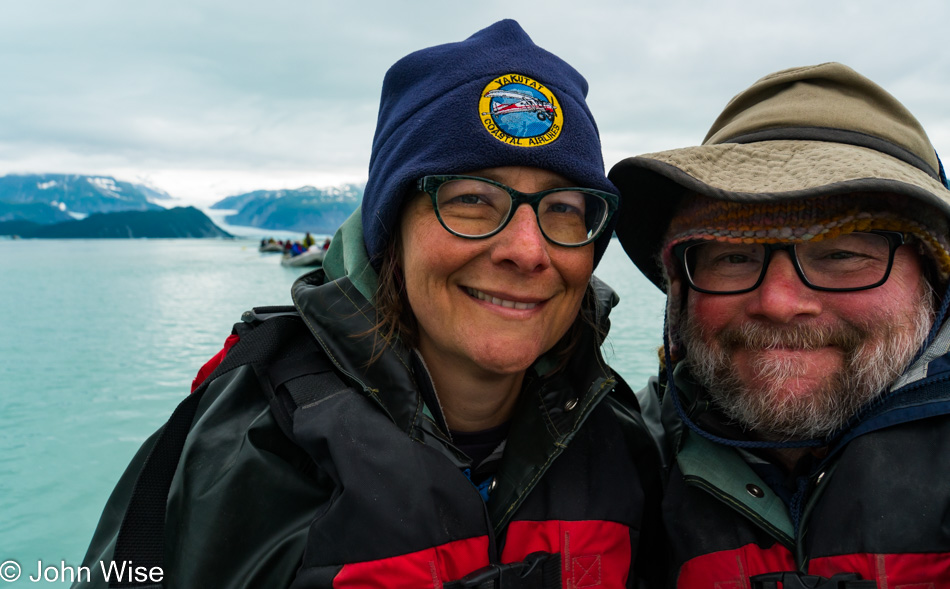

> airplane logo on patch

[
  {"left": 478, "top": 73, "right": 562, "bottom": 147},
  {"left": 482, "top": 89, "right": 557, "bottom": 121}
]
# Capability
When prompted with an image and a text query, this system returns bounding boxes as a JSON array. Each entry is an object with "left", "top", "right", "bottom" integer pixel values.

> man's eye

[
  {"left": 707, "top": 252, "right": 757, "bottom": 266},
  {"left": 723, "top": 254, "right": 753, "bottom": 264},
  {"left": 824, "top": 250, "right": 862, "bottom": 260}
]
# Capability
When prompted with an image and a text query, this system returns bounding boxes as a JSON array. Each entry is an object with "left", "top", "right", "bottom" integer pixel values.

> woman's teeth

[{"left": 467, "top": 287, "right": 538, "bottom": 310}]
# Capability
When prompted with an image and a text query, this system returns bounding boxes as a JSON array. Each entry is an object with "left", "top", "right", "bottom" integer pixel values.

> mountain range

[
  {"left": 0, "top": 173, "right": 169, "bottom": 225},
  {"left": 0, "top": 172, "right": 364, "bottom": 237},
  {"left": 211, "top": 184, "right": 362, "bottom": 234}
]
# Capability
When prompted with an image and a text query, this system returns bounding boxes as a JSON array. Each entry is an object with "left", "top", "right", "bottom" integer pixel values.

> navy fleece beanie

[{"left": 362, "top": 19, "right": 618, "bottom": 269}]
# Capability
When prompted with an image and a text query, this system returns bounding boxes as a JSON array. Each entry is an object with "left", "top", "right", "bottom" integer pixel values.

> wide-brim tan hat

[{"left": 609, "top": 62, "right": 950, "bottom": 290}]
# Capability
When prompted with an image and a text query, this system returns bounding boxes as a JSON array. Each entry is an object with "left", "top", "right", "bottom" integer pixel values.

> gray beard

[{"left": 681, "top": 285, "right": 935, "bottom": 440}]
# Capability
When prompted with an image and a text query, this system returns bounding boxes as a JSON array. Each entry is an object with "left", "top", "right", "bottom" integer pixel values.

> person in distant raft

[
  {"left": 76, "top": 20, "right": 663, "bottom": 588},
  {"left": 610, "top": 62, "right": 950, "bottom": 587}
]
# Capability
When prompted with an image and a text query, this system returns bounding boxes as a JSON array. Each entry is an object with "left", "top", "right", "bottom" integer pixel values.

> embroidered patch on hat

[{"left": 479, "top": 73, "right": 562, "bottom": 147}]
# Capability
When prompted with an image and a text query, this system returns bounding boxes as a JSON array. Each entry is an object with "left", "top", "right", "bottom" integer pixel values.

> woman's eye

[
  {"left": 448, "top": 193, "right": 486, "bottom": 205},
  {"left": 541, "top": 192, "right": 586, "bottom": 217},
  {"left": 548, "top": 203, "right": 578, "bottom": 214}
]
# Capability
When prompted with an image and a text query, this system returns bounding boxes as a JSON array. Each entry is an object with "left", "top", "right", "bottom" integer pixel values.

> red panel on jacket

[
  {"left": 331, "top": 520, "right": 632, "bottom": 588},
  {"left": 810, "top": 552, "right": 950, "bottom": 587},
  {"left": 679, "top": 546, "right": 950, "bottom": 588},
  {"left": 332, "top": 536, "right": 490, "bottom": 587},
  {"left": 677, "top": 543, "right": 796, "bottom": 588},
  {"left": 191, "top": 334, "right": 240, "bottom": 393},
  {"left": 503, "top": 520, "right": 632, "bottom": 588}
]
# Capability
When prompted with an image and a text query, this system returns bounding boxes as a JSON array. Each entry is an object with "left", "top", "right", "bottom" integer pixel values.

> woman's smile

[{"left": 464, "top": 286, "right": 543, "bottom": 311}]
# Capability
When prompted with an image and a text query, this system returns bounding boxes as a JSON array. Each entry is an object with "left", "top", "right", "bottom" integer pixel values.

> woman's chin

[{"left": 467, "top": 345, "right": 542, "bottom": 378}]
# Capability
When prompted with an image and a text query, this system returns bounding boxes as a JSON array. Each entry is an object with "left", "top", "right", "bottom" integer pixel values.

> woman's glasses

[{"left": 417, "top": 175, "right": 618, "bottom": 247}]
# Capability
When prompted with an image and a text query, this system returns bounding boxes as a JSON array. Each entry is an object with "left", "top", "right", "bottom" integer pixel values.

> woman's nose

[{"left": 489, "top": 204, "right": 551, "bottom": 272}]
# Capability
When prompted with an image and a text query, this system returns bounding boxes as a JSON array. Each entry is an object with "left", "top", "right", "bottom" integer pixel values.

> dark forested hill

[{"left": 16, "top": 207, "right": 232, "bottom": 238}]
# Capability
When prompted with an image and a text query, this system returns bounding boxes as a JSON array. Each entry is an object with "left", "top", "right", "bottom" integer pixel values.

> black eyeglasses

[
  {"left": 673, "top": 230, "right": 906, "bottom": 294},
  {"left": 416, "top": 175, "right": 618, "bottom": 247}
]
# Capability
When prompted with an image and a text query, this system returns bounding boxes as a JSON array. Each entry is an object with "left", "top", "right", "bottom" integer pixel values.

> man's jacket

[
  {"left": 651, "top": 323, "right": 950, "bottom": 588},
  {"left": 75, "top": 211, "right": 663, "bottom": 588}
]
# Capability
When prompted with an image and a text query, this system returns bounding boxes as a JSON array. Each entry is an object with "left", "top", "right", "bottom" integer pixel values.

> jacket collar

[
  {"left": 291, "top": 269, "right": 422, "bottom": 433},
  {"left": 293, "top": 267, "right": 619, "bottom": 531},
  {"left": 303, "top": 207, "right": 621, "bottom": 529},
  {"left": 292, "top": 269, "right": 617, "bottom": 431}
]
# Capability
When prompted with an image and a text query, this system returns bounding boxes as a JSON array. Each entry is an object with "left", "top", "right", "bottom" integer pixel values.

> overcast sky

[{"left": 1, "top": 0, "right": 948, "bottom": 206}]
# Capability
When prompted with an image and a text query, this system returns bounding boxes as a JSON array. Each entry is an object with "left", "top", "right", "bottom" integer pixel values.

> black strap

[
  {"left": 751, "top": 572, "right": 877, "bottom": 589},
  {"left": 109, "top": 387, "right": 202, "bottom": 588},
  {"left": 109, "top": 311, "right": 344, "bottom": 588},
  {"left": 442, "top": 552, "right": 561, "bottom": 589},
  {"left": 257, "top": 338, "right": 346, "bottom": 441}
]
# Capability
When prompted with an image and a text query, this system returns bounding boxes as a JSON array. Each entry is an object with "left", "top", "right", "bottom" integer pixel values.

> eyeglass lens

[
  {"left": 684, "top": 232, "right": 894, "bottom": 292},
  {"left": 434, "top": 178, "right": 607, "bottom": 245}
]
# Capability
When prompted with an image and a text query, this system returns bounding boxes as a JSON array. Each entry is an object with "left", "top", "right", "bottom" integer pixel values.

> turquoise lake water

[{"left": 0, "top": 237, "right": 665, "bottom": 586}]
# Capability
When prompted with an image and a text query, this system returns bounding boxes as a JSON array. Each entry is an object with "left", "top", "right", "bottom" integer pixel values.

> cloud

[{"left": 1, "top": 0, "right": 948, "bottom": 204}]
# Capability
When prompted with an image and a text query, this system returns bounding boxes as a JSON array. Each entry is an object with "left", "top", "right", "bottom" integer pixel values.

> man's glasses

[
  {"left": 673, "top": 230, "right": 906, "bottom": 294},
  {"left": 416, "top": 175, "right": 618, "bottom": 247}
]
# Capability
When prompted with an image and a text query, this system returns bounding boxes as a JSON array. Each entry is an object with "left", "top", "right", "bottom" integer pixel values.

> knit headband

[{"left": 662, "top": 193, "right": 950, "bottom": 285}]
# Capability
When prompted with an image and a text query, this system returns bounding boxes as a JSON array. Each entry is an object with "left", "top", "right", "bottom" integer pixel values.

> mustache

[{"left": 715, "top": 321, "right": 866, "bottom": 351}]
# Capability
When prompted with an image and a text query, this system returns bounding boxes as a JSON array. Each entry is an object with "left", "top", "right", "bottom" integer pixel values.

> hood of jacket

[{"left": 321, "top": 205, "right": 379, "bottom": 302}]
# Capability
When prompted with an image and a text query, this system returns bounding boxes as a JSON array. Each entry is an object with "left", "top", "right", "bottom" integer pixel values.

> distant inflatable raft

[{"left": 280, "top": 248, "right": 326, "bottom": 267}]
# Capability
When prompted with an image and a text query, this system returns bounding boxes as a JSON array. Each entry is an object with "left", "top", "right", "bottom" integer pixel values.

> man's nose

[{"left": 746, "top": 251, "right": 822, "bottom": 322}]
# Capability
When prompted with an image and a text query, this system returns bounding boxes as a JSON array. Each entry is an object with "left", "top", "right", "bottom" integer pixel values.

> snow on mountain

[
  {"left": 0, "top": 173, "right": 165, "bottom": 223},
  {"left": 210, "top": 184, "right": 363, "bottom": 233}
]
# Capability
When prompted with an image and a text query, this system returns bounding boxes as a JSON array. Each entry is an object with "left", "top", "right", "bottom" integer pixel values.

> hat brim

[{"left": 609, "top": 140, "right": 950, "bottom": 290}]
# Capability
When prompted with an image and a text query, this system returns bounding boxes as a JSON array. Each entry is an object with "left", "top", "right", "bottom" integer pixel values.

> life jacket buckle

[
  {"left": 750, "top": 572, "right": 878, "bottom": 589},
  {"left": 445, "top": 551, "right": 561, "bottom": 588}
]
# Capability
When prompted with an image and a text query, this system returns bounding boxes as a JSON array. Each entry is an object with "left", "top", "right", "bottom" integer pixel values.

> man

[{"left": 610, "top": 63, "right": 950, "bottom": 587}]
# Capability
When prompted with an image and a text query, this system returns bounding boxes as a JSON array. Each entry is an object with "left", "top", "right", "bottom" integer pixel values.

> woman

[{"left": 77, "top": 20, "right": 662, "bottom": 588}]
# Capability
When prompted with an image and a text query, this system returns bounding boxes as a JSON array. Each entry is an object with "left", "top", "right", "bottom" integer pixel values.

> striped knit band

[{"left": 662, "top": 193, "right": 950, "bottom": 284}]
